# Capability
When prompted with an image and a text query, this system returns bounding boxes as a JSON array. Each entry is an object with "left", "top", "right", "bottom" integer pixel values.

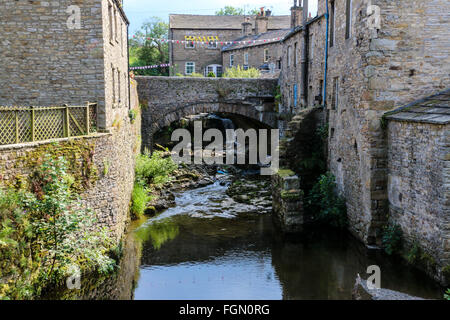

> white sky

[{"left": 124, "top": 0, "right": 318, "bottom": 34}]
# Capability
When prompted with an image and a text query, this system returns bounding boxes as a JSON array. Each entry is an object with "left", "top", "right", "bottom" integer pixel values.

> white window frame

[
  {"left": 244, "top": 52, "right": 249, "bottom": 65},
  {"left": 185, "top": 62, "right": 195, "bottom": 75},
  {"left": 264, "top": 48, "right": 270, "bottom": 63},
  {"left": 207, "top": 41, "right": 217, "bottom": 49},
  {"left": 230, "top": 54, "right": 234, "bottom": 67}
]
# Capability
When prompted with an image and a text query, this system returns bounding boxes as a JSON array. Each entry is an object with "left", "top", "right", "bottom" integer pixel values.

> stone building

[
  {"left": 222, "top": 9, "right": 290, "bottom": 77},
  {"left": 279, "top": 0, "right": 449, "bottom": 282},
  {"left": 169, "top": 13, "right": 290, "bottom": 76},
  {"left": 0, "top": 0, "right": 130, "bottom": 130},
  {"left": 0, "top": 0, "right": 140, "bottom": 243}
]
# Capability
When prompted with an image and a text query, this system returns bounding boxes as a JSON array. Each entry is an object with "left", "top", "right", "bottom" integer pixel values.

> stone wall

[
  {"left": 0, "top": 81, "right": 141, "bottom": 241},
  {"left": 271, "top": 169, "right": 304, "bottom": 233},
  {"left": 136, "top": 76, "right": 278, "bottom": 149},
  {"left": 387, "top": 120, "right": 449, "bottom": 283},
  {"left": 169, "top": 29, "right": 242, "bottom": 76},
  {"left": 0, "top": 0, "right": 129, "bottom": 130}
]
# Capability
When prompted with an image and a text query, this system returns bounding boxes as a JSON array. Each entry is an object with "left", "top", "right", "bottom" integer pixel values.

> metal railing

[{"left": 0, "top": 102, "right": 97, "bottom": 145}]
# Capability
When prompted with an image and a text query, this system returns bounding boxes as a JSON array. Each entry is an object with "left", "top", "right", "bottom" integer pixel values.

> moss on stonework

[
  {"left": 14, "top": 139, "right": 99, "bottom": 193},
  {"left": 278, "top": 169, "right": 296, "bottom": 178},
  {"left": 281, "top": 190, "right": 303, "bottom": 201}
]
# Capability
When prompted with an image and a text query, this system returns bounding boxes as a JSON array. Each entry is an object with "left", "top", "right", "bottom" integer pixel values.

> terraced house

[
  {"left": 279, "top": 0, "right": 449, "bottom": 283},
  {"left": 168, "top": 13, "right": 290, "bottom": 76},
  {"left": 0, "top": 0, "right": 130, "bottom": 130},
  {"left": 222, "top": 9, "right": 290, "bottom": 77},
  {"left": 0, "top": 0, "right": 140, "bottom": 241}
]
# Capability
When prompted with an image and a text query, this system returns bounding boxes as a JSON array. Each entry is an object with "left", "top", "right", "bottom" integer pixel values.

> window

[
  {"left": 207, "top": 41, "right": 217, "bottom": 49},
  {"left": 216, "top": 66, "right": 223, "bottom": 77},
  {"left": 230, "top": 54, "right": 234, "bottom": 67},
  {"left": 108, "top": 4, "right": 113, "bottom": 43},
  {"left": 294, "top": 42, "right": 298, "bottom": 67},
  {"left": 114, "top": 9, "right": 118, "bottom": 43},
  {"left": 330, "top": 0, "right": 335, "bottom": 47},
  {"left": 121, "top": 22, "right": 124, "bottom": 56},
  {"left": 118, "top": 70, "right": 121, "bottom": 104},
  {"left": 185, "top": 40, "right": 195, "bottom": 49},
  {"left": 244, "top": 52, "right": 249, "bottom": 66},
  {"left": 345, "top": 0, "right": 352, "bottom": 39},
  {"left": 111, "top": 65, "right": 116, "bottom": 104},
  {"left": 332, "top": 77, "right": 339, "bottom": 110},
  {"left": 264, "top": 48, "right": 270, "bottom": 63},
  {"left": 185, "top": 62, "right": 195, "bottom": 75},
  {"left": 287, "top": 46, "right": 291, "bottom": 67}
]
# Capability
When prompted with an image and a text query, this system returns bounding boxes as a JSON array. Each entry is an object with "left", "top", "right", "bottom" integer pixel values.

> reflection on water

[
  {"left": 44, "top": 180, "right": 444, "bottom": 300},
  {"left": 131, "top": 181, "right": 443, "bottom": 300}
]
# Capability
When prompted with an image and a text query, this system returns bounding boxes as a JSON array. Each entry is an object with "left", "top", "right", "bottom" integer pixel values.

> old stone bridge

[{"left": 136, "top": 76, "right": 279, "bottom": 149}]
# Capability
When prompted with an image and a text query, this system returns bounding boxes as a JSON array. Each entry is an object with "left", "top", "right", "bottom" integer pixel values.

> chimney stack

[
  {"left": 255, "top": 7, "right": 269, "bottom": 35},
  {"left": 290, "top": 0, "right": 303, "bottom": 28},
  {"left": 242, "top": 17, "right": 252, "bottom": 36}
]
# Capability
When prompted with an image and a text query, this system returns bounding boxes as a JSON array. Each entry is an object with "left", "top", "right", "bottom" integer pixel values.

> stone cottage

[
  {"left": 169, "top": 13, "right": 290, "bottom": 76},
  {"left": 0, "top": 0, "right": 141, "bottom": 241},
  {"left": 279, "top": 0, "right": 450, "bottom": 282},
  {"left": 0, "top": 0, "right": 130, "bottom": 130},
  {"left": 221, "top": 9, "right": 290, "bottom": 77}
]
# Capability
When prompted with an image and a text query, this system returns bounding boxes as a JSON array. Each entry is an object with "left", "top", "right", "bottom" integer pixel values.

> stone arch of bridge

[{"left": 150, "top": 101, "right": 277, "bottom": 135}]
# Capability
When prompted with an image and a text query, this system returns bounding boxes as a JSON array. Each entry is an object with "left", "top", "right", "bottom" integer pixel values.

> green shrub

[
  {"left": 305, "top": 172, "right": 347, "bottom": 228},
  {"left": 128, "top": 109, "right": 137, "bottom": 123},
  {"left": 444, "top": 289, "right": 450, "bottom": 300},
  {"left": 175, "top": 73, "right": 183, "bottom": 77},
  {"left": 382, "top": 224, "right": 403, "bottom": 255},
  {"left": 130, "top": 182, "right": 150, "bottom": 218},
  {"left": 0, "top": 156, "right": 116, "bottom": 300},
  {"left": 223, "top": 65, "right": 260, "bottom": 78},
  {"left": 135, "top": 150, "right": 177, "bottom": 186},
  {"left": 207, "top": 72, "right": 216, "bottom": 78}
]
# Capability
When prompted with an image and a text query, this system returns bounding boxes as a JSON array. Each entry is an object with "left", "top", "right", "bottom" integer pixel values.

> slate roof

[
  {"left": 221, "top": 29, "right": 290, "bottom": 52},
  {"left": 169, "top": 14, "right": 290, "bottom": 30},
  {"left": 384, "top": 89, "right": 450, "bottom": 124}
]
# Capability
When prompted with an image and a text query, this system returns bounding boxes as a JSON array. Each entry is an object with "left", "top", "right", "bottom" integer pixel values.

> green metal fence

[{"left": 0, "top": 102, "right": 97, "bottom": 145}]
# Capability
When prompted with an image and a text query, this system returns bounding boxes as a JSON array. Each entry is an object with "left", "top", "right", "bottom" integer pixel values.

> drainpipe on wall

[
  {"left": 300, "top": 0, "right": 309, "bottom": 108},
  {"left": 322, "top": 1, "right": 330, "bottom": 109},
  {"left": 127, "top": 24, "right": 131, "bottom": 111}
]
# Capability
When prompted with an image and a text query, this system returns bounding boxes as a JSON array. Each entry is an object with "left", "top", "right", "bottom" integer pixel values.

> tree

[
  {"left": 215, "top": 6, "right": 260, "bottom": 16},
  {"left": 129, "top": 17, "right": 169, "bottom": 76}
]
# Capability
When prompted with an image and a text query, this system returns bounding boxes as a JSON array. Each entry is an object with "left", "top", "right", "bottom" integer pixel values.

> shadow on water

[{"left": 43, "top": 181, "right": 444, "bottom": 300}]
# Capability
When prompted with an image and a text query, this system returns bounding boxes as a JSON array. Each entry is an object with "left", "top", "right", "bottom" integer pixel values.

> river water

[
  {"left": 129, "top": 180, "right": 443, "bottom": 300},
  {"left": 44, "top": 178, "right": 444, "bottom": 300}
]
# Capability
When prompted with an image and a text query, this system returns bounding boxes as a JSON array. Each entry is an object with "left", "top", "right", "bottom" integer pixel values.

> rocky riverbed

[{"left": 142, "top": 161, "right": 272, "bottom": 217}]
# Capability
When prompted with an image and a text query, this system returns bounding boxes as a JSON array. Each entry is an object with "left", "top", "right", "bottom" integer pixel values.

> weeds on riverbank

[
  {"left": 0, "top": 156, "right": 117, "bottom": 300},
  {"left": 131, "top": 150, "right": 177, "bottom": 218},
  {"left": 445, "top": 289, "right": 450, "bottom": 300},
  {"left": 305, "top": 172, "right": 347, "bottom": 228},
  {"left": 135, "top": 149, "right": 177, "bottom": 186},
  {"left": 381, "top": 224, "right": 403, "bottom": 256}
]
